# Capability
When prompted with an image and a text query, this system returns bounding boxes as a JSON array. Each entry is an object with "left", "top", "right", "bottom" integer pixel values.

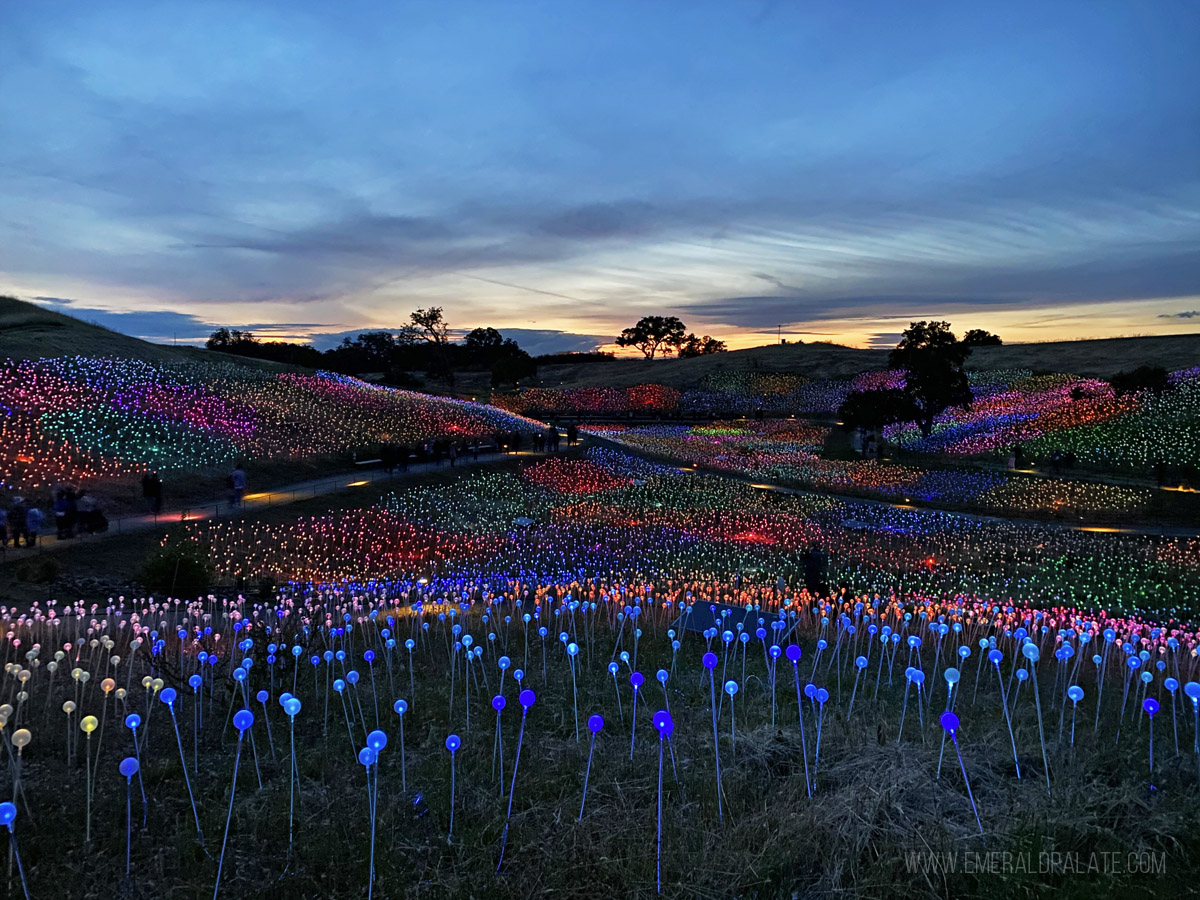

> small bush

[
  {"left": 1110, "top": 365, "right": 1169, "bottom": 397},
  {"left": 14, "top": 558, "right": 60, "bottom": 583},
  {"left": 139, "top": 542, "right": 212, "bottom": 597}
]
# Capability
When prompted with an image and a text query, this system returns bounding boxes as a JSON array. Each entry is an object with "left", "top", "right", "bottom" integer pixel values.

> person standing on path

[
  {"left": 53, "top": 491, "right": 70, "bottom": 539},
  {"left": 142, "top": 470, "right": 163, "bottom": 513},
  {"left": 24, "top": 505, "right": 44, "bottom": 547},
  {"left": 230, "top": 462, "right": 247, "bottom": 507},
  {"left": 9, "top": 497, "right": 27, "bottom": 547},
  {"left": 76, "top": 490, "right": 99, "bottom": 533},
  {"left": 150, "top": 471, "right": 163, "bottom": 512}
]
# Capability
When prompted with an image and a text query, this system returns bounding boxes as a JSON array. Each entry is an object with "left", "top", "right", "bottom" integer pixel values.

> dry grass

[
  {"left": 531, "top": 334, "right": 1200, "bottom": 391},
  {"left": 0, "top": 295, "right": 295, "bottom": 372},
  {"left": 0, "top": 295, "right": 194, "bottom": 362},
  {"left": 533, "top": 342, "right": 887, "bottom": 390}
]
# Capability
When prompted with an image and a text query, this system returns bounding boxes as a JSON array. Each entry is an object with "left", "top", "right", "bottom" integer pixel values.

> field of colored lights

[
  {"left": 887, "top": 367, "right": 1200, "bottom": 471},
  {"left": 497, "top": 366, "right": 1200, "bottom": 473},
  {"left": 172, "top": 450, "right": 1200, "bottom": 619},
  {"left": 580, "top": 421, "right": 1160, "bottom": 521},
  {"left": 4, "top": 420, "right": 1195, "bottom": 897},
  {"left": 0, "top": 449, "right": 1197, "bottom": 897},
  {"left": 0, "top": 357, "right": 542, "bottom": 493}
]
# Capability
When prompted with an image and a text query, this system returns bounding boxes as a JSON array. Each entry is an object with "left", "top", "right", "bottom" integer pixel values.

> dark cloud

[
  {"left": 191, "top": 214, "right": 455, "bottom": 259},
  {"left": 490, "top": 328, "right": 609, "bottom": 356},
  {"left": 866, "top": 332, "right": 906, "bottom": 350},
  {"left": 32, "top": 297, "right": 333, "bottom": 343},
  {"left": 33, "top": 297, "right": 214, "bottom": 340},
  {"left": 682, "top": 295, "right": 1031, "bottom": 330},
  {"left": 1160, "top": 310, "right": 1200, "bottom": 319},
  {"left": 683, "top": 242, "right": 1200, "bottom": 330},
  {"left": 31, "top": 295, "right": 606, "bottom": 356},
  {"left": 947, "top": 246, "right": 1200, "bottom": 302},
  {"left": 536, "top": 201, "right": 660, "bottom": 239}
]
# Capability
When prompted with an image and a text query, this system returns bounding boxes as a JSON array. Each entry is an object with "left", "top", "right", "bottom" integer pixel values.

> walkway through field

[{"left": 0, "top": 446, "right": 561, "bottom": 561}]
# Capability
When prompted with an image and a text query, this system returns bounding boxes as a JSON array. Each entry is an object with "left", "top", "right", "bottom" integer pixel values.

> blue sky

[{"left": 2, "top": 0, "right": 1198, "bottom": 352}]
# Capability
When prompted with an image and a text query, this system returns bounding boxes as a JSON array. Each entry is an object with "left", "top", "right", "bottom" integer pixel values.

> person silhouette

[{"left": 230, "top": 462, "right": 247, "bottom": 506}]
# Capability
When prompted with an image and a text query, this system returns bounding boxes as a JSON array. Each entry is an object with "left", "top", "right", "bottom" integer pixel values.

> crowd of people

[
  {"left": 0, "top": 497, "right": 40, "bottom": 548},
  {"left": 379, "top": 438, "right": 483, "bottom": 474},
  {"left": 1005, "top": 444, "right": 1078, "bottom": 473},
  {"left": 52, "top": 487, "right": 107, "bottom": 537},
  {"left": 0, "top": 483, "right": 116, "bottom": 550},
  {"left": 2, "top": 487, "right": 112, "bottom": 549}
]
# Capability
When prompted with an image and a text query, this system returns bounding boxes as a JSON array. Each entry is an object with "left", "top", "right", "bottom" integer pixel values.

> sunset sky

[{"left": 2, "top": 1, "right": 1198, "bottom": 355}]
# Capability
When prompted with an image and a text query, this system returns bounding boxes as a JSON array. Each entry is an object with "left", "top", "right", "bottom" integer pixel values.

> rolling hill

[
  {"left": 533, "top": 333, "right": 1200, "bottom": 390},
  {"left": 0, "top": 296, "right": 295, "bottom": 371},
  {"left": 6, "top": 293, "right": 1199, "bottom": 390},
  {"left": 0, "top": 295, "right": 198, "bottom": 362}
]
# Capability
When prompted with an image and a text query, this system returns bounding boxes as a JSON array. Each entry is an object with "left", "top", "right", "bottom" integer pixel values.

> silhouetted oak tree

[
  {"left": 889, "top": 321, "right": 973, "bottom": 436},
  {"left": 615, "top": 316, "right": 687, "bottom": 358}
]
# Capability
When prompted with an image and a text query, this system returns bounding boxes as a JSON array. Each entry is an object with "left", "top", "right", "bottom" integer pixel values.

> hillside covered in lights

[
  {"left": 498, "top": 366, "right": 1200, "bottom": 473},
  {"left": 0, "top": 356, "right": 543, "bottom": 493}
]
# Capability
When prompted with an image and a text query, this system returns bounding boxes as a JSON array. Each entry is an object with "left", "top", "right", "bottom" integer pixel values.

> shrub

[
  {"left": 15, "top": 557, "right": 59, "bottom": 583},
  {"left": 1109, "top": 365, "right": 1169, "bottom": 397},
  {"left": 139, "top": 542, "right": 213, "bottom": 597}
]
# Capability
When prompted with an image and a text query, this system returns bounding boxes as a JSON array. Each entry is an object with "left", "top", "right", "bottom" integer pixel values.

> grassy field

[
  {"left": 0, "top": 295, "right": 302, "bottom": 371},
  {"left": 1, "top": 295, "right": 189, "bottom": 362}
]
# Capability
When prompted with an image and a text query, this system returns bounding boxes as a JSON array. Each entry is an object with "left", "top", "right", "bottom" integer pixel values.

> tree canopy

[
  {"left": 408, "top": 307, "right": 449, "bottom": 344},
  {"left": 888, "top": 321, "right": 974, "bottom": 436},
  {"left": 206, "top": 328, "right": 324, "bottom": 367},
  {"left": 206, "top": 328, "right": 258, "bottom": 351},
  {"left": 615, "top": 316, "right": 687, "bottom": 359},
  {"left": 677, "top": 334, "right": 728, "bottom": 358},
  {"left": 207, "top": 308, "right": 542, "bottom": 389},
  {"left": 837, "top": 388, "right": 919, "bottom": 431},
  {"left": 463, "top": 327, "right": 504, "bottom": 352},
  {"left": 962, "top": 329, "right": 1003, "bottom": 347}
]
